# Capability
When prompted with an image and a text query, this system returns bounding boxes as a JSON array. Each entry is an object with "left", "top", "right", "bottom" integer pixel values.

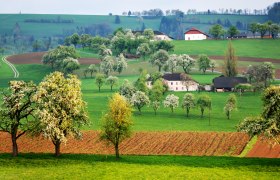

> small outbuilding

[
  {"left": 184, "top": 28, "right": 209, "bottom": 40},
  {"left": 213, "top": 76, "right": 248, "bottom": 91}
]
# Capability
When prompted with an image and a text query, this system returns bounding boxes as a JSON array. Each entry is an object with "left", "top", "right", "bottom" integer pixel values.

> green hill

[{"left": 0, "top": 14, "right": 268, "bottom": 38}]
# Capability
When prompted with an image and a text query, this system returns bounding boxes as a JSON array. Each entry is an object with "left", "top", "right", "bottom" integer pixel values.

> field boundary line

[{"left": 2, "top": 56, "right": 19, "bottom": 78}]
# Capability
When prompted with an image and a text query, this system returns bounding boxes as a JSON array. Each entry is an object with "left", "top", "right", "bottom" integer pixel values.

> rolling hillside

[{"left": 0, "top": 14, "right": 268, "bottom": 38}]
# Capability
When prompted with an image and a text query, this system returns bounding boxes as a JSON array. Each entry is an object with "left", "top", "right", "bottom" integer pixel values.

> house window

[
  {"left": 176, "top": 87, "right": 178, "bottom": 90},
  {"left": 176, "top": 82, "right": 178, "bottom": 85},
  {"left": 171, "top": 82, "right": 173, "bottom": 85}
]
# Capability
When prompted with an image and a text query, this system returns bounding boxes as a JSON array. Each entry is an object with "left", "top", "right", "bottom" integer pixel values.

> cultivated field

[{"left": 0, "top": 131, "right": 250, "bottom": 156}]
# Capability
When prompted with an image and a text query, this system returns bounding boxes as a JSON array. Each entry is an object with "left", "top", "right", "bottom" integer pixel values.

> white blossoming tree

[
  {"left": 130, "top": 91, "right": 150, "bottom": 114},
  {"left": 178, "top": 54, "right": 196, "bottom": 74},
  {"left": 0, "top": 81, "right": 37, "bottom": 157},
  {"left": 106, "top": 76, "right": 119, "bottom": 91},
  {"left": 114, "top": 53, "right": 127, "bottom": 74},
  {"left": 182, "top": 93, "right": 196, "bottom": 117},
  {"left": 163, "top": 94, "right": 179, "bottom": 113},
  {"left": 34, "top": 72, "right": 89, "bottom": 157}
]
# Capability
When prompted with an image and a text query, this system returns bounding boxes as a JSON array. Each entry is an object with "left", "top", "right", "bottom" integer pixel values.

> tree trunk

[
  {"left": 11, "top": 132, "right": 18, "bottom": 157},
  {"left": 98, "top": 86, "right": 101, "bottom": 92},
  {"left": 201, "top": 108, "right": 204, "bottom": 118},
  {"left": 115, "top": 142, "right": 120, "bottom": 160},
  {"left": 186, "top": 108, "right": 189, "bottom": 117},
  {"left": 111, "top": 85, "right": 113, "bottom": 91},
  {"left": 54, "top": 141, "right": 61, "bottom": 157},
  {"left": 158, "top": 66, "right": 161, "bottom": 72},
  {"left": 137, "top": 107, "right": 142, "bottom": 114}
]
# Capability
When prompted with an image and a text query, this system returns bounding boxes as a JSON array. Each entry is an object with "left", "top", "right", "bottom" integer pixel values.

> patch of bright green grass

[
  {"left": 239, "top": 136, "right": 258, "bottom": 157},
  {"left": 0, "top": 153, "right": 279, "bottom": 179},
  {"left": 0, "top": 56, "right": 16, "bottom": 87},
  {"left": 173, "top": 39, "right": 280, "bottom": 59}
]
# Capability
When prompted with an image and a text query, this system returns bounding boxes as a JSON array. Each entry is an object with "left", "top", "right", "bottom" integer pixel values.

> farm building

[
  {"left": 184, "top": 28, "right": 209, "bottom": 40},
  {"left": 147, "top": 73, "right": 199, "bottom": 91},
  {"left": 213, "top": 76, "right": 248, "bottom": 91},
  {"left": 132, "top": 30, "right": 173, "bottom": 41}
]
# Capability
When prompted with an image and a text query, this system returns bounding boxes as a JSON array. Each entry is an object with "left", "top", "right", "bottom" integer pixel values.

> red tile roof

[{"left": 184, "top": 28, "right": 209, "bottom": 36}]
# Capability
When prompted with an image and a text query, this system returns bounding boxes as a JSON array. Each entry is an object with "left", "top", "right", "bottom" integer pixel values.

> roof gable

[
  {"left": 184, "top": 28, "right": 209, "bottom": 36},
  {"left": 162, "top": 73, "right": 195, "bottom": 81}
]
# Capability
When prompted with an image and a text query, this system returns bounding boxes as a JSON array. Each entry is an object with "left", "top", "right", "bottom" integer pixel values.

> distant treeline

[
  {"left": 122, "top": 8, "right": 268, "bottom": 17},
  {"left": 24, "top": 16, "right": 74, "bottom": 24}
]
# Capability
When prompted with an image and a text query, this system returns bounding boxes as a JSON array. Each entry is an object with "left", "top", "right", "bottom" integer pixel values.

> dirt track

[
  {"left": 0, "top": 131, "right": 249, "bottom": 156},
  {"left": 7, "top": 52, "right": 100, "bottom": 65}
]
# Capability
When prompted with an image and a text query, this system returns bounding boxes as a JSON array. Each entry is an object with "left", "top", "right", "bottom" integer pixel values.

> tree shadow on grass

[{"left": 0, "top": 153, "right": 279, "bottom": 172}]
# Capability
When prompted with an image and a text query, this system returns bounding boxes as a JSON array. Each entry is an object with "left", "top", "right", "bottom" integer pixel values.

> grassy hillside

[
  {"left": 173, "top": 39, "right": 280, "bottom": 59},
  {"left": 0, "top": 14, "right": 268, "bottom": 38},
  {"left": 0, "top": 56, "right": 14, "bottom": 87},
  {"left": 0, "top": 61, "right": 262, "bottom": 132},
  {"left": 0, "top": 154, "right": 279, "bottom": 179},
  {"left": 0, "top": 14, "right": 160, "bottom": 38}
]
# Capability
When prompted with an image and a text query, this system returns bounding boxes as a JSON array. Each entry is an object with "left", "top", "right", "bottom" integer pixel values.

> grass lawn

[
  {"left": 0, "top": 62, "right": 263, "bottom": 132},
  {"left": 0, "top": 153, "right": 279, "bottom": 179},
  {"left": 172, "top": 39, "right": 280, "bottom": 59},
  {"left": 83, "top": 83, "right": 262, "bottom": 132}
]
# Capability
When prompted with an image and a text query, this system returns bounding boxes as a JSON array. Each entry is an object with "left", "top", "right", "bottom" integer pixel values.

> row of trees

[
  {"left": 209, "top": 24, "right": 240, "bottom": 39},
  {"left": 64, "top": 28, "right": 174, "bottom": 56},
  {"left": 150, "top": 50, "right": 216, "bottom": 74},
  {"left": 209, "top": 21, "right": 280, "bottom": 39},
  {"left": 122, "top": 8, "right": 269, "bottom": 17},
  {"left": 249, "top": 21, "right": 280, "bottom": 38},
  {"left": 0, "top": 72, "right": 89, "bottom": 157}
]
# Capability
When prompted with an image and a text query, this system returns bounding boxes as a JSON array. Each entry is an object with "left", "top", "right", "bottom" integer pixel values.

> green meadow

[
  {"left": 172, "top": 39, "right": 280, "bottom": 59},
  {"left": 0, "top": 153, "right": 279, "bottom": 179},
  {"left": 0, "top": 58, "right": 263, "bottom": 132}
]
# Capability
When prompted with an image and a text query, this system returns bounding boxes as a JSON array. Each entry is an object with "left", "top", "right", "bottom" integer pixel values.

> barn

[
  {"left": 213, "top": 76, "right": 248, "bottom": 92},
  {"left": 184, "top": 28, "right": 209, "bottom": 40}
]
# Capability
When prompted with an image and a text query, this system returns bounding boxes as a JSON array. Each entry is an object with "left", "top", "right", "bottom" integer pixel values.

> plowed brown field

[
  {"left": 0, "top": 131, "right": 249, "bottom": 156},
  {"left": 6, "top": 52, "right": 100, "bottom": 65},
  {"left": 247, "top": 137, "right": 280, "bottom": 158}
]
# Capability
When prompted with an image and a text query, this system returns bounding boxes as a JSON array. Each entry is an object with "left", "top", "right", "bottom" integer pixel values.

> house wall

[
  {"left": 185, "top": 34, "right": 207, "bottom": 40},
  {"left": 147, "top": 80, "right": 198, "bottom": 91}
]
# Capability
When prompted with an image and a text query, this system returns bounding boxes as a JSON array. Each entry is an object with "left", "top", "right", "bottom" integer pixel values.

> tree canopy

[
  {"left": 34, "top": 72, "right": 89, "bottom": 156},
  {"left": 238, "top": 86, "right": 280, "bottom": 144},
  {"left": 223, "top": 41, "right": 238, "bottom": 77},
  {"left": 0, "top": 81, "right": 37, "bottom": 157},
  {"left": 100, "top": 93, "right": 132, "bottom": 159}
]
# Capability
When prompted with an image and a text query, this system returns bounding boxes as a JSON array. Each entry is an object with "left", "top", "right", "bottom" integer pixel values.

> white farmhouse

[
  {"left": 184, "top": 28, "right": 209, "bottom": 41},
  {"left": 132, "top": 30, "right": 173, "bottom": 41},
  {"left": 147, "top": 73, "right": 199, "bottom": 92}
]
